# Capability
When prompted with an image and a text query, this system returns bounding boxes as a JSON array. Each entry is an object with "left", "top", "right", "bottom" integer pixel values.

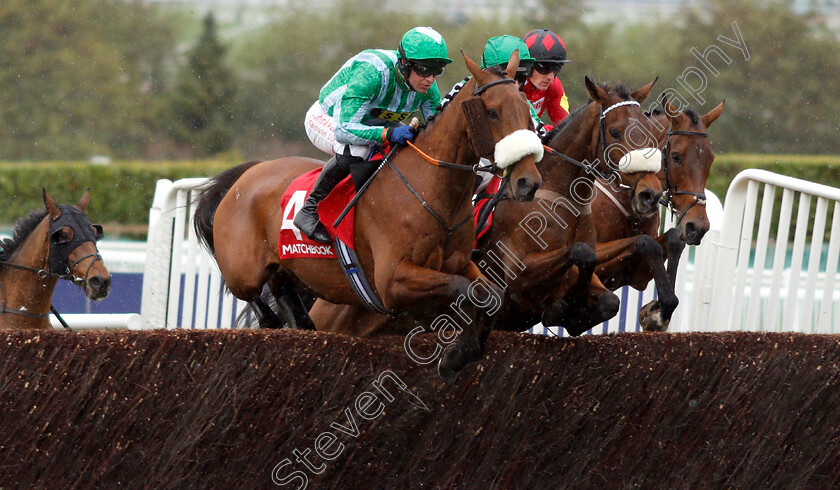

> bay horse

[
  {"left": 309, "top": 76, "right": 664, "bottom": 338},
  {"left": 592, "top": 98, "right": 725, "bottom": 331},
  {"left": 0, "top": 189, "right": 111, "bottom": 330},
  {"left": 194, "top": 52, "right": 543, "bottom": 376}
]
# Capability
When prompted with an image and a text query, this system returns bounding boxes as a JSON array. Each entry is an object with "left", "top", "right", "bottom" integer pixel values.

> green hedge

[
  {"left": 0, "top": 160, "right": 237, "bottom": 236},
  {"left": 706, "top": 154, "right": 840, "bottom": 203},
  {"left": 1, "top": 155, "right": 839, "bottom": 238}
]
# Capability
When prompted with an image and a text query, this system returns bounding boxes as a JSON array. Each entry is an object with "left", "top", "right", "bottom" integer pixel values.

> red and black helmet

[{"left": 523, "top": 29, "right": 570, "bottom": 64}]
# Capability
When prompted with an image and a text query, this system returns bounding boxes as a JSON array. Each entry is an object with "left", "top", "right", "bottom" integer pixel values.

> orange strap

[{"left": 406, "top": 141, "right": 444, "bottom": 166}]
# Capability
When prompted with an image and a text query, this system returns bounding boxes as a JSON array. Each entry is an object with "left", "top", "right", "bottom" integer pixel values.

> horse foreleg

[
  {"left": 595, "top": 235, "right": 678, "bottom": 332},
  {"left": 383, "top": 260, "right": 501, "bottom": 378},
  {"left": 268, "top": 276, "right": 315, "bottom": 330}
]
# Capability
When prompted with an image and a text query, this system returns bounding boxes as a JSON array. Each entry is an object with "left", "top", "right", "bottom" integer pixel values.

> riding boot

[{"left": 293, "top": 156, "right": 349, "bottom": 244}]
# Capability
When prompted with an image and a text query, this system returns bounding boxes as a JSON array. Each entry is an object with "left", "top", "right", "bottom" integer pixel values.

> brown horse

[
  {"left": 0, "top": 189, "right": 111, "bottom": 330},
  {"left": 310, "top": 77, "right": 663, "bottom": 337},
  {"left": 194, "top": 52, "right": 543, "bottom": 376},
  {"left": 592, "top": 98, "right": 725, "bottom": 331}
]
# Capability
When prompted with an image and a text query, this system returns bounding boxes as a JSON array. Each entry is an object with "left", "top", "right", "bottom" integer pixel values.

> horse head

[
  {"left": 659, "top": 98, "right": 725, "bottom": 245},
  {"left": 586, "top": 76, "right": 664, "bottom": 219},
  {"left": 463, "top": 51, "right": 543, "bottom": 201},
  {"left": 43, "top": 188, "right": 111, "bottom": 300}
]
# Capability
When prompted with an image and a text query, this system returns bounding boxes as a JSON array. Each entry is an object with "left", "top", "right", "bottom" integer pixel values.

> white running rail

[
  {"left": 140, "top": 178, "right": 247, "bottom": 329},
  {"left": 708, "top": 169, "right": 840, "bottom": 332}
]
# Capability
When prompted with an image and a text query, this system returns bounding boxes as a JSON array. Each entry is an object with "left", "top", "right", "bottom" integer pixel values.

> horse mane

[
  {"left": 645, "top": 107, "right": 700, "bottom": 126},
  {"left": 542, "top": 81, "right": 634, "bottom": 144},
  {"left": 542, "top": 103, "right": 587, "bottom": 143},
  {"left": 0, "top": 208, "right": 47, "bottom": 261},
  {"left": 425, "top": 76, "right": 470, "bottom": 128}
]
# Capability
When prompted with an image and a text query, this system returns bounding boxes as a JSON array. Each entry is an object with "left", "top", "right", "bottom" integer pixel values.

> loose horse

[
  {"left": 0, "top": 189, "right": 111, "bottom": 330},
  {"left": 592, "top": 98, "right": 725, "bottom": 331},
  {"left": 194, "top": 52, "right": 543, "bottom": 376},
  {"left": 310, "top": 77, "right": 663, "bottom": 337}
]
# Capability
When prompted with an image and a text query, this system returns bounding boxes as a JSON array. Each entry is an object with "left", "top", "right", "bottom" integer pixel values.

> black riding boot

[{"left": 293, "top": 156, "right": 350, "bottom": 244}]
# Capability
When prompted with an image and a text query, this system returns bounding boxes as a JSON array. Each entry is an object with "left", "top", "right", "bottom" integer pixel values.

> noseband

[
  {"left": 0, "top": 206, "right": 104, "bottom": 320},
  {"left": 660, "top": 130, "right": 709, "bottom": 224}
]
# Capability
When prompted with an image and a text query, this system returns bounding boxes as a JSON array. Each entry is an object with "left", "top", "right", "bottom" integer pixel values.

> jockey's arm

[{"left": 332, "top": 66, "right": 390, "bottom": 146}]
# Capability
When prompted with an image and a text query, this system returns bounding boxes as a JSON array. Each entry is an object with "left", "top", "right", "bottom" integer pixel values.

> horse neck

[
  {"left": 392, "top": 88, "right": 478, "bottom": 214},
  {"left": 0, "top": 220, "right": 57, "bottom": 321},
  {"left": 540, "top": 104, "right": 600, "bottom": 193}
]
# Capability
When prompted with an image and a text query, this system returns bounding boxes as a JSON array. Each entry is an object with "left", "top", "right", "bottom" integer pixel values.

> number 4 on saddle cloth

[{"left": 278, "top": 149, "right": 391, "bottom": 314}]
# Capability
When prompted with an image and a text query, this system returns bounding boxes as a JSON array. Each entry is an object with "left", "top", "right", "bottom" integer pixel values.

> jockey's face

[{"left": 408, "top": 68, "right": 435, "bottom": 94}]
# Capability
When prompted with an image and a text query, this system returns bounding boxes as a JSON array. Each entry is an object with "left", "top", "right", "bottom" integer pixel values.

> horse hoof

[
  {"left": 437, "top": 344, "right": 464, "bottom": 380},
  {"left": 639, "top": 301, "right": 668, "bottom": 332}
]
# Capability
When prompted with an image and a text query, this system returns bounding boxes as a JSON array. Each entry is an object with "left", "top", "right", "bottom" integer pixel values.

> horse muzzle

[
  {"left": 85, "top": 274, "right": 111, "bottom": 301},
  {"left": 680, "top": 217, "right": 710, "bottom": 245}
]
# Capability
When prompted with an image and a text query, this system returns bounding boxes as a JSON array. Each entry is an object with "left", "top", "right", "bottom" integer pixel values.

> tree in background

[{"left": 170, "top": 13, "right": 236, "bottom": 156}]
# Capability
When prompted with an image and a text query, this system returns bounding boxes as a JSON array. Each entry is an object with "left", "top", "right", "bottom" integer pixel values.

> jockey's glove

[{"left": 386, "top": 125, "right": 415, "bottom": 145}]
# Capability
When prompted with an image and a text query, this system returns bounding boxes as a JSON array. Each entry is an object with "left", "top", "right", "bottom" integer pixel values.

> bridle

[
  {"left": 660, "top": 129, "right": 709, "bottom": 225},
  {"left": 0, "top": 206, "right": 104, "bottom": 322},
  {"left": 391, "top": 75, "right": 524, "bottom": 253}
]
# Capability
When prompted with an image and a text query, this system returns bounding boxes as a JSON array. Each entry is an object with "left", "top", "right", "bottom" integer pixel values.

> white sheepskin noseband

[
  {"left": 494, "top": 129, "right": 544, "bottom": 169},
  {"left": 617, "top": 148, "right": 662, "bottom": 173}
]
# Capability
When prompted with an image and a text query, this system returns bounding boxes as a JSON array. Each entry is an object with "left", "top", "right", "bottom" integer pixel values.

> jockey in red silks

[{"left": 521, "top": 29, "right": 571, "bottom": 131}]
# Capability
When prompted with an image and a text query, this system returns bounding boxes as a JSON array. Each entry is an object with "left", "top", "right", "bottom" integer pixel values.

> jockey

[
  {"left": 522, "top": 29, "right": 571, "bottom": 127},
  {"left": 450, "top": 35, "right": 543, "bottom": 133},
  {"left": 295, "top": 27, "right": 452, "bottom": 244}
]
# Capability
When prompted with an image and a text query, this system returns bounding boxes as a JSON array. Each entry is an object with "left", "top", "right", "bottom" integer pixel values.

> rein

[
  {"left": 660, "top": 129, "right": 709, "bottom": 224},
  {"left": 386, "top": 76, "right": 519, "bottom": 253}
]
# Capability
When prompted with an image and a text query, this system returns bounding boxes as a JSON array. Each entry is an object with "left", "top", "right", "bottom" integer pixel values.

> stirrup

[{"left": 304, "top": 223, "right": 331, "bottom": 244}]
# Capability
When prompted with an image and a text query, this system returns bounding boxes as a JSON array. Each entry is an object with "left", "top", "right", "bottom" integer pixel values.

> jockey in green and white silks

[{"left": 296, "top": 27, "right": 453, "bottom": 245}]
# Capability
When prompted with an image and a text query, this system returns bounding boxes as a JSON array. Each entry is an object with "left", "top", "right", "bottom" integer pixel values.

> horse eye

[
  {"left": 671, "top": 152, "right": 682, "bottom": 163},
  {"left": 486, "top": 109, "right": 499, "bottom": 120},
  {"left": 51, "top": 230, "right": 72, "bottom": 244},
  {"left": 609, "top": 128, "right": 621, "bottom": 139}
]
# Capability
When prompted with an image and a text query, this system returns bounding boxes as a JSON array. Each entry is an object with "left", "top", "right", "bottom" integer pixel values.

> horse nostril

[
  {"left": 639, "top": 190, "right": 655, "bottom": 208},
  {"left": 89, "top": 277, "right": 101, "bottom": 289},
  {"left": 685, "top": 221, "right": 697, "bottom": 238},
  {"left": 517, "top": 178, "right": 537, "bottom": 199}
]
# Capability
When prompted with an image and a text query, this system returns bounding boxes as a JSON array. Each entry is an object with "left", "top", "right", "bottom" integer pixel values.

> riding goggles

[
  {"left": 534, "top": 62, "right": 562, "bottom": 76},
  {"left": 411, "top": 62, "right": 445, "bottom": 78},
  {"left": 514, "top": 62, "right": 534, "bottom": 83}
]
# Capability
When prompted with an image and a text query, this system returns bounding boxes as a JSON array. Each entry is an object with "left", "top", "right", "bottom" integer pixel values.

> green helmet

[
  {"left": 480, "top": 35, "right": 535, "bottom": 70},
  {"left": 399, "top": 27, "right": 453, "bottom": 65}
]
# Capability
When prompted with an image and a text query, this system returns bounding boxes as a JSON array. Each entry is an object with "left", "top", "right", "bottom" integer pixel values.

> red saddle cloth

[
  {"left": 277, "top": 167, "right": 357, "bottom": 260},
  {"left": 472, "top": 176, "right": 503, "bottom": 247}
]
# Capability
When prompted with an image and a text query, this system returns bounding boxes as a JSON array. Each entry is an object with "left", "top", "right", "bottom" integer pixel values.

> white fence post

[{"left": 706, "top": 169, "right": 840, "bottom": 332}]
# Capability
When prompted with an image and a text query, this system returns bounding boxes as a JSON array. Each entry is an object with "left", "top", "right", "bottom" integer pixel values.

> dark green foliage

[{"left": 170, "top": 13, "right": 236, "bottom": 156}]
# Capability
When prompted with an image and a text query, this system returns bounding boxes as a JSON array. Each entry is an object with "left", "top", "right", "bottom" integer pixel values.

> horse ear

[
  {"left": 663, "top": 96, "right": 681, "bottom": 121},
  {"left": 585, "top": 76, "right": 608, "bottom": 103},
  {"left": 43, "top": 188, "right": 60, "bottom": 219},
  {"left": 463, "top": 50, "right": 486, "bottom": 84},
  {"left": 504, "top": 49, "right": 520, "bottom": 79},
  {"left": 76, "top": 187, "right": 91, "bottom": 211},
  {"left": 701, "top": 99, "right": 725, "bottom": 128},
  {"left": 631, "top": 76, "right": 659, "bottom": 103}
]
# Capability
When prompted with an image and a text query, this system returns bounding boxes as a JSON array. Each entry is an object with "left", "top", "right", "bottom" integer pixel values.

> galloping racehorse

[
  {"left": 477, "top": 77, "right": 663, "bottom": 334},
  {"left": 310, "top": 77, "right": 663, "bottom": 338},
  {"left": 194, "top": 52, "right": 544, "bottom": 376},
  {"left": 0, "top": 189, "right": 111, "bottom": 330},
  {"left": 593, "top": 98, "right": 725, "bottom": 331}
]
